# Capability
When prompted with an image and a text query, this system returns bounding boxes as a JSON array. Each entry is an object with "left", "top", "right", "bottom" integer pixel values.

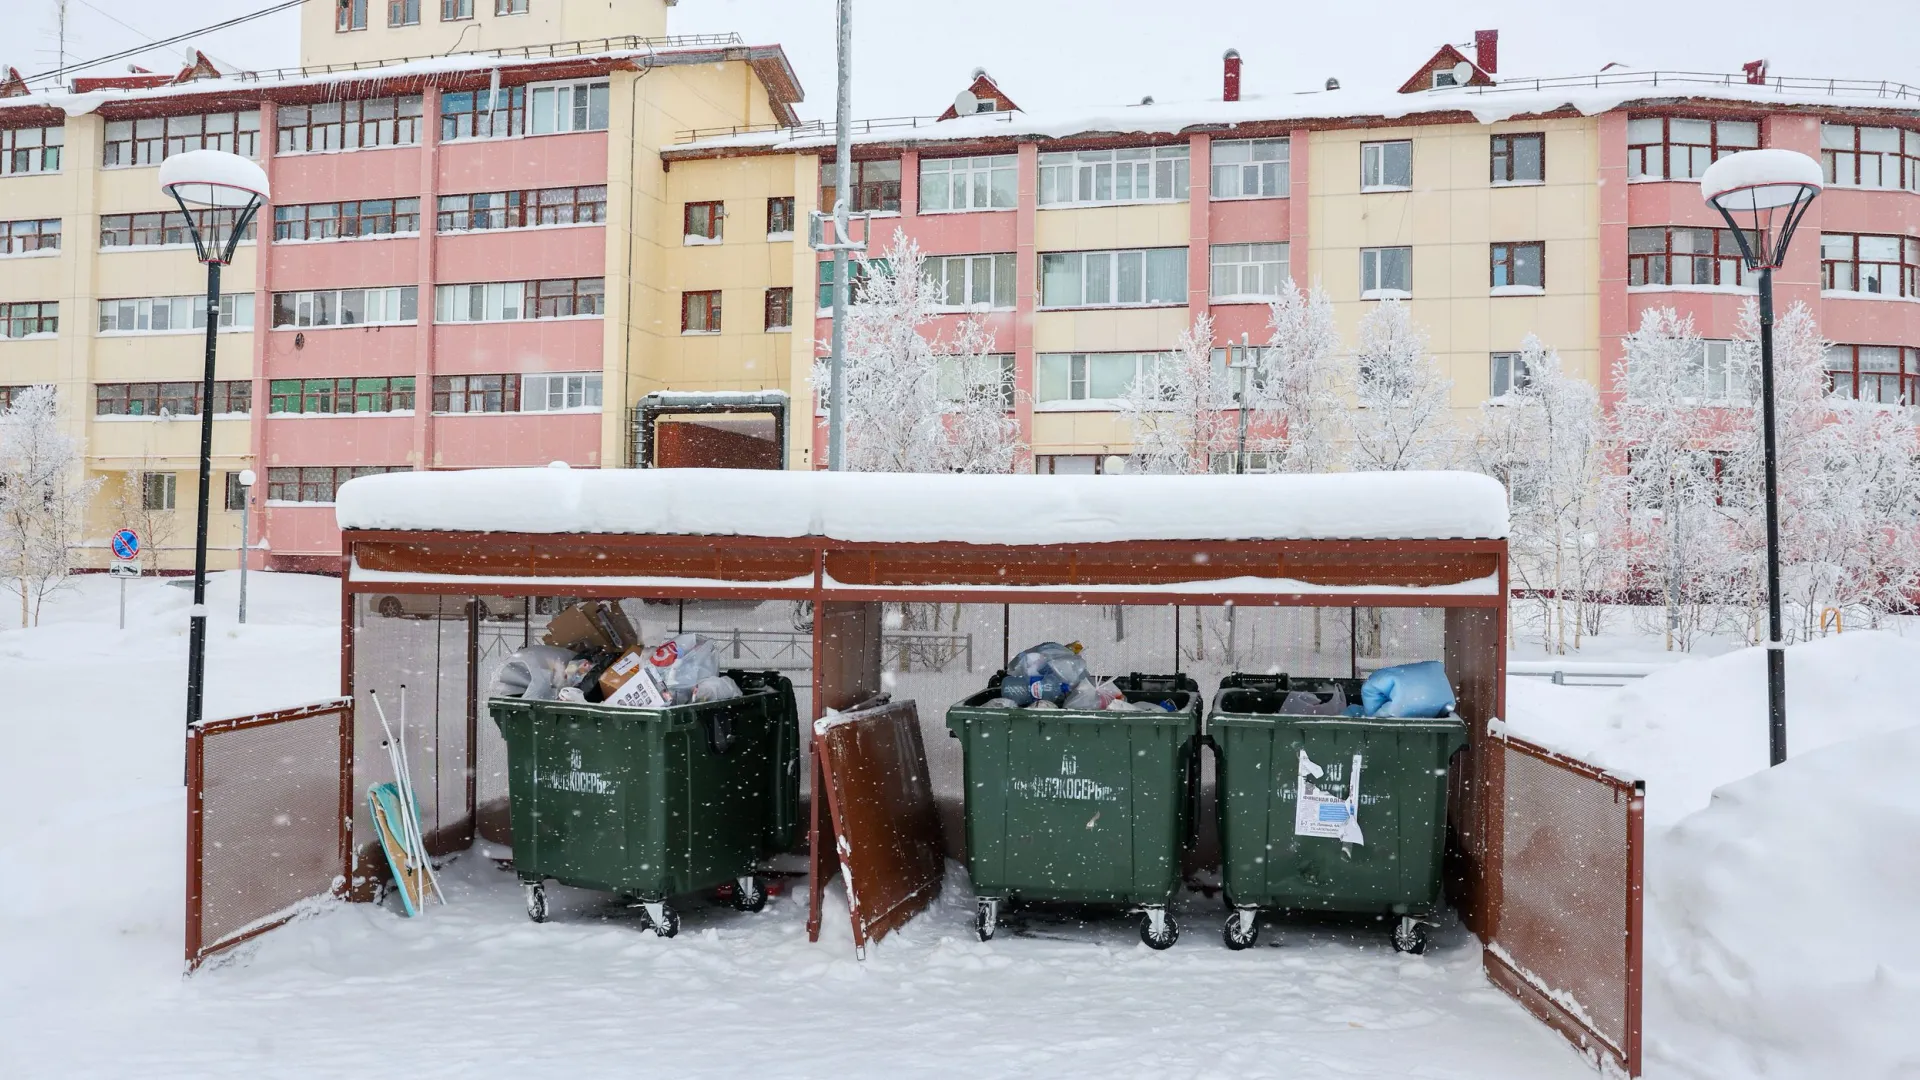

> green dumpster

[
  {"left": 1210, "top": 673, "right": 1466, "bottom": 953},
  {"left": 489, "top": 669, "right": 800, "bottom": 937},
  {"left": 946, "top": 673, "right": 1199, "bottom": 949}
]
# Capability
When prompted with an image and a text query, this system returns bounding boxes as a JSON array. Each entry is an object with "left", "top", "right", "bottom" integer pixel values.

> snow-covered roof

[
  {"left": 334, "top": 467, "right": 1508, "bottom": 543},
  {"left": 668, "top": 72, "right": 1920, "bottom": 157}
]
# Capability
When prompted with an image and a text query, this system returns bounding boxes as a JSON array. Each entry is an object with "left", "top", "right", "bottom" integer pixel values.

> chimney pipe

[
  {"left": 1223, "top": 49, "right": 1242, "bottom": 102},
  {"left": 1474, "top": 29, "right": 1499, "bottom": 75}
]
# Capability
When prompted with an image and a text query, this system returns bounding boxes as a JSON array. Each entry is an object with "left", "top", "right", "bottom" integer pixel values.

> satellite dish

[
  {"left": 1451, "top": 60, "right": 1474, "bottom": 84},
  {"left": 954, "top": 90, "right": 981, "bottom": 114}
]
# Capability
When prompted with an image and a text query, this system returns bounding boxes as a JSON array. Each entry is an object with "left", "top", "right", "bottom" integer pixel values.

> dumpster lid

[{"left": 336, "top": 469, "right": 1508, "bottom": 544}]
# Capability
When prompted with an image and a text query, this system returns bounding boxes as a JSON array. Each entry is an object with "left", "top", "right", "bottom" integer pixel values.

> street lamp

[
  {"left": 159, "top": 149, "right": 269, "bottom": 734},
  {"left": 1700, "top": 147, "right": 1822, "bottom": 767}
]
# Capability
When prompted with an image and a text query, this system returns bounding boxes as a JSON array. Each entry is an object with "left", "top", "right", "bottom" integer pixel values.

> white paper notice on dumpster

[{"left": 1294, "top": 750, "right": 1366, "bottom": 845}]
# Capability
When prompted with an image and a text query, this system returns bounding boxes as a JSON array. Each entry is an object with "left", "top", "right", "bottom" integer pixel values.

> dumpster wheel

[
  {"left": 733, "top": 875, "right": 768, "bottom": 913},
  {"left": 1223, "top": 907, "right": 1259, "bottom": 951},
  {"left": 1140, "top": 906, "right": 1178, "bottom": 950},
  {"left": 524, "top": 882, "right": 550, "bottom": 924},
  {"left": 975, "top": 898, "right": 1001, "bottom": 942},
  {"left": 634, "top": 900, "right": 680, "bottom": 939},
  {"left": 1392, "top": 917, "right": 1430, "bottom": 955}
]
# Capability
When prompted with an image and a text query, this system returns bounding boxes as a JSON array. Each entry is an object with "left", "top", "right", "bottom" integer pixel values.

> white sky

[{"left": 13, "top": 0, "right": 1920, "bottom": 116}]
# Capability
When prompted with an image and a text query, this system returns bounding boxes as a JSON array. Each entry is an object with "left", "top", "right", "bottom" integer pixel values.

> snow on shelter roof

[{"left": 334, "top": 468, "right": 1508, "bottom": 544}]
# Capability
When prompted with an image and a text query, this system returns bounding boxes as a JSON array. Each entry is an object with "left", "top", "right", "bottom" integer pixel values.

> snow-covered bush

[
  {"left": 0, "top": 386, "right": 101, "bottom": 627},
  {"left": 1346, "top": 299, "right": 1454, "bottom": 471}
]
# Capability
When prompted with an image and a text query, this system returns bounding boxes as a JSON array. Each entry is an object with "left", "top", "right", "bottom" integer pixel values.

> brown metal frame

[{"left": 185, "top": 698, "right": 354, "bottom": 971}]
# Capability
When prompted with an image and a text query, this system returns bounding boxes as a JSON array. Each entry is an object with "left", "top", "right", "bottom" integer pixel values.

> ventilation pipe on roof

[
  {"left": 1223, "top": 49, "right": 1242, "bottom": 102},
  {"left": 1325, "top": 77, "right": 1340, "bottom": 91},
  {"left": 1474, "top": 29, "right": 1499, "bottom": 75}
]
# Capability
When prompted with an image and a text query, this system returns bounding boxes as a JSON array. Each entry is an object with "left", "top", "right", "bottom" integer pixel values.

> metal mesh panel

[
  {"left": 1496, "top": 742, "right": 1633, "bottom": 1057},
  {"left": 195, "top": 709, "right": 346, "bottom": 954}
]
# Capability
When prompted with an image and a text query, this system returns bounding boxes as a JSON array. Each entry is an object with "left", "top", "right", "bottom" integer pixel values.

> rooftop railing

[
  {"left": 676, "top": 110, "right": 1017, "bottom": 145},
  {"left": 1446, "top": 69, "right": 1920, "bottom": 103}
]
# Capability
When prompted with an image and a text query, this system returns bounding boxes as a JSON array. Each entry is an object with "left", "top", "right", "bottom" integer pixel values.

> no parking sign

[{"left": 112, "top": 529, "right": 140, "bottom": 561}]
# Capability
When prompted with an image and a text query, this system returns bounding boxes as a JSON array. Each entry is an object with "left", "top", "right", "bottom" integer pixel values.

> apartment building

[{"left": 3, "top": 9, "right": 1919, "bottom": 570}]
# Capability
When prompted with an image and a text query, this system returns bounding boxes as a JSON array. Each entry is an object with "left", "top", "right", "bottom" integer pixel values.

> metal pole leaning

[{"left": 827, "top": 0, "right": 854, "bottom": 471}]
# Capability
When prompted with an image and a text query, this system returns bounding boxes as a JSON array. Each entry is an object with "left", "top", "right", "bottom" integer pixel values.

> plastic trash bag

[
  {"left": 692, "top": 675, "right": 743, "bottom": 703},
  {"left": 649, "top": 633, "right": 720, "bottom": 705},
  {"left": 1000, "top": 641, "right": 1088, "bottom": 705},
  {"left": 1063, "top": 676, "right": 1123, "bottom": 711},
  {"left": 1026, "top": 700, "right": 1060, "bottom": 710},
  {"left": 489, "top": 645, "right": 579, "bottom": 701},
  {"left": 555, "top": 687, "right": 587, "bottom": 704},
  {"left": 1360, "top": 661, "right": 1456, "bottom": 718},
  {"left": 980, "top": 697, "right": 1020, "bottom": 709},
  {"left": 1281, "top": 687, "right": 1349, "bottom": 716}
]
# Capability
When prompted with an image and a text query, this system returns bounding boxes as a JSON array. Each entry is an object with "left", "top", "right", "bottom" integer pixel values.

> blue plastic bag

[{"left": 1360, "top": 661, "right": 1456, "bottom": 718}]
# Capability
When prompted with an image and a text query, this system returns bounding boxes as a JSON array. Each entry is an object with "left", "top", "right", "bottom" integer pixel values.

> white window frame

[
  {"left": 271, "top": 287, "right": 418, "bottom": 329},
  {"left": 1360, "top": 140, "right": 1413, "bottom": 191},
  {"left": 1360, "top": 246, "right": 1413, "bottom": 298},
  {"left": 1034, "top": 351, "right": 1166, "bottom": 408},
  {"left": 937, "top": 353, "right": 1015, "bottom": 408},
  {"left": 0, "top": 125, "right": 64, "bottom": 177},
  {"left": 1209, "top": 138, "right": 1289, "bottom": 199},
  {"left": 926, "top": 253, "right": 1016, "bottom": 311},
  {"left": 519, "top": 373, "right": 603, "bottom": 413},
  {"left": 1209, "top": 243, "right": 1290, "bottom": 302},
  {"left": 526, "top": 79, "right": 610, "bottom": 136},
  {"left": 99, "top": 294, "right": 253, "bottom": 334},
  {"left": 1489, "top": 351, "right": 1531, "bottom": 399},
  {"left": 435, "top": 282, "right": 525, "bottom": 323},
  {"left": 1037, "top": 146, "right": 1190, "bottom": 207},
  {"left": 919, "top": 155, "right": 1017, "bottom": 213},
  {"left": 1039, "top": 248, "right": 1187, "bottom": 309}
]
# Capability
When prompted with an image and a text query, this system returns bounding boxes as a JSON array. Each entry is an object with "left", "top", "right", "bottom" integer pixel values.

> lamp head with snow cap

[
  {"left": 1701, "top": 148, "right": 1821, "bottom": 271},
  {"left": 158, "top": 149, "right": 270, "bottom": 266}
]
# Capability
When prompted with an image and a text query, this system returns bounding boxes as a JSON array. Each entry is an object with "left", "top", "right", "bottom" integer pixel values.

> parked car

[{"left": 371, "top": 594, "right": 528, "bottom": 621}]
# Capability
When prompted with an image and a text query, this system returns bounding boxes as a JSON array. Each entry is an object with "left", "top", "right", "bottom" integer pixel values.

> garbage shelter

[{"left": 179, "top": 467, "right": 1646, "bottom": 1076}]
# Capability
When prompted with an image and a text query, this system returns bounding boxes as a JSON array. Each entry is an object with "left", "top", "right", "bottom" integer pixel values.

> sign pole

[
  {"left": 111, "top": 528, "right": 141, "bottom": 630},
  {"left": 119, "top": 575, "right": 126, "bottom": 631}
]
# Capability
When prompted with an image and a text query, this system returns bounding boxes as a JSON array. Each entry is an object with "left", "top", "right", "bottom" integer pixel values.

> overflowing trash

[
  {"left": 990, "top": 642, "right": 1176, "bottom": 712},
  {"left": 1359, "top": 660, "right": 1457, "bottom": 718},
  {"left": 488, "top": 601, "right": 742, "bottom": 708}
]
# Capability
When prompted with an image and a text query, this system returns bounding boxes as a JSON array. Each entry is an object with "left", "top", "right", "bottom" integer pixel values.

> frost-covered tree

[
  {"left": 814, "top": 229, "right": 1025, "bottom": 473},
  {"left": 111, "top": 454, "right": 179, "bottom": 575},
  {"left": 1471, "top": 335, "right": 1615, "bottom": 653},
  {"left": 1120, "top": 314, "right": 1238, "bottom": 474},
  {"left": 1258, "top": 281, "right": 1346, "bottom": 472},
  {"left": 1347, "top": 299, "right": 1454, "bottom": 471},
  {"left": 938, "top": 314, "right": 1023, "bottom": 475},
  {"left": 0, "top": 386, "right": 101, "bottom": 627}
]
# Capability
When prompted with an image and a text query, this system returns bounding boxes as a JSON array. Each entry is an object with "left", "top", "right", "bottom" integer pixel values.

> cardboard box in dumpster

[
  {"left": 543, "top": 601, "right": 638, "bottom": 652},
  {"left": 600, "top": 647, "right": 669, "bottom": 709}
]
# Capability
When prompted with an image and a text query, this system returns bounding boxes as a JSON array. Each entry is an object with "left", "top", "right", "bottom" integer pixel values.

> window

[
  {"left": 432, "top": 375, "right": 514, "bottom": 413},
  {"left": 271, "top": 287, "right": 418, "bottom": 328},
  {"left": 1210, "top": 138, "right": 1289, "bottom": 199},
  {"left": 1036, "top": 454, "right": 1121, "bottom": 475},
  {"left": 767, "top": 197, "right": 796, "bottom": 237},
  {"left": 1, "top": 125, "right": 63, "bottom": 176},
  {"left": 1627, "top": 117, "right": 1759, "bottom": 181},
  {"left": 442, "top": 0, "right": 473, "bottom": 18},
  {"left": 141, "top": 473, "right": 176, "bottom": 512},
  {"left": 1360, "top": 247, "right": 1413, "bottom": 297},
  {"left": 435, "top": 185, "right": 605, "bottom": 231},
  {"left": 266, "top": 465, "right": 402, "bottom": 504},
  {"left": 685, "top": 201, "right": 724, "bottom": 242},
  {"left": 927, "top": 253, "right": 1016, "bottom": 310},
  {"left": 98, "top": 294, "right": 253, "bottom": 333},
  {"left": 1, "top": 219, "right": 59, "bottom": 255},
  {"left": 1037, "top": 146, "right": 1189, "bottom": 206},
  {"left": 389, "top": 0, "right": 420, "bottom": 26},
  {"left": 819, "top": 160, "right": 901, "bottom": 213},
  {"left": 520, "top": 373, "right": 602, "bottom": 412},
  {"left": 274, "top": 199, "right": 420, "bottom": 242},
  {"left": 532, "top": 278, "right": 602, "bottom": 318},
  {"left": 433, "top": 278, "right": 602, "bottom": 322},
  {"left": 765, "top": 287, "right": 793, "bottom": 332},
  {"left": 816, "top": 258, "right": 889, "bottom": 310},
  {"left": 1628, "top": 227, "right": 1753, "bottom": 288},
  {"left": 496, "top": 0, "right": 528, "bottom": 12},
  {"left": 682, "top": 290, "right": 722, "bottom": 334},
  {"left": 441, "top": 87, "right": 525, "bottom": 141},
  {"left": 1826, "top": 344, "right": 1919, "bottom": 405},
  {"left": 1039, "top": 248, "right": 1186, "bottom": 308},
  {"left": 528, "top": 80, "right": 610, "bottom": 135},
  {"left": 1491, "top": 242, "right": 1545, "bottom": 290},
  {"left": 938, "top": 354, "right": 1015, "bottom": 409},
  {"left": 95, "top": 381, "right": 251, "bottom": 417},
  {"left": 1035, "top": 352, "right": 1165, "bottom": 404},
  {"left": 1490, "top": 352, "right": 1532, "bottom": 398},
  {"left": 276, "top": 96, "right": 423, "bottom": 153},
  {"left": 269, "top": 377, "right": 414, "bottom": 414},
  {"left": 1361, "top": 140, "right": 1413, "bottom": 190},
  {"left": 920, "top": 155, "right": 1017, "bottom": 212},
  {"left": 100, "top": 209, "right": 256, "bottom": 249},
  {"left": 1821, "top": 233, "right": 1920, "bottom": 298},
  {"left": 1821, "top": 124, "right": 1920, "bottom": 190},
  {"left": 338, "top": 0, "right": 368, "bottom": 31},
  {"left": 225, "top": 472, "right": 248, "bottom": 512},
  {"left": 102, "top": 111, "right": 259, "bottom": 167},
  {"left": 1, "top": 302, "right": 58, "bottom": 338},
  {"left": 1209, "top": 243, "right": 1289, "bottom": 300},
  {"left": 1628, "top": 339, "right": 1745, "bottom": 403},
  {"left": 1491, "top": 132, "right": 1544, "bottom": 184}
]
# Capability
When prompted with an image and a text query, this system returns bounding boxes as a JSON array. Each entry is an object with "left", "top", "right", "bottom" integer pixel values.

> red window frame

[
  {"left": 1490, "top": 132, "right": 1545, "bottom": 184},
  {"left": 431, "top": 375, "right": 519, "bottom": 414},
  {"left": 767, "top": 197, "right": 796, "bottom": 235},
  {"left": 1626, "top": 116, "right": 1759, "bottom": 180},
  {"left": 1490, "top": 241, "right": 1545, "bottom": 288},
  {"left": 1627, "top": 226, "right": 1752, "bottom": 288},
  {"left": 682, "top": 290, "right": 722, "bottom": 334},
  {"left": 765, "top": 287, "right": 793, "bottom": 332},
  {"left": 1826, "top": 344, "right": 1918, "bottom": 405},
  {"left": 1, "top": 301, "right": 58, "bottom": 338},
  {"left": 2, "top": 218, "right": 60, "bottom": 254},
  {"left": 1820, "top": 123, "right": 1920, "bottom": 190},
  {"left": 685, "top": 201, "right": 724, "bottom": 240}
]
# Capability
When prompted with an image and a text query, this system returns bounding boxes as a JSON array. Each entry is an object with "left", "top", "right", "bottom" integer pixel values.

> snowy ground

[{"left": 3, "top": 575, "right": 1914, "bottom": 1077}]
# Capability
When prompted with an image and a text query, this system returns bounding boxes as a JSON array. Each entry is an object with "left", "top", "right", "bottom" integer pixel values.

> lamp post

[
  {"left": 237, "top": 468, "right": 255, "bottom": 625},
  {"left": 1228, "top": 332, "right": 1253, "bottom": 474},
  {"left": 158, "top": 150, "right": 269, "bottom": 734},
  {"left": 1700, "top": 148, "right": 1822, "bottom": 767}
]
